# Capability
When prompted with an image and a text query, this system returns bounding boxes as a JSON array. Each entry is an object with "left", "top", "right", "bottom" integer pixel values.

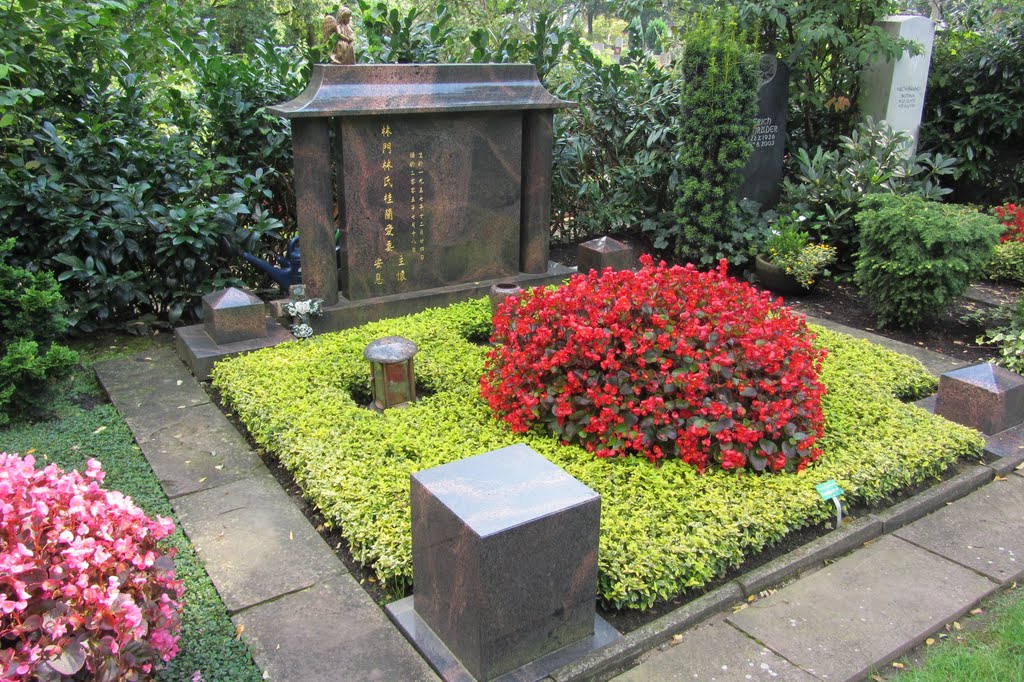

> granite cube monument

[
  {"left": 935, "top": 363, "right": 1024, "bottom": 435},
  {"left": 387, "top": 444, "right": 620, "bottom": 681},
  {"left": 577, "top": 236, "right": 634, "bottom": 274}
]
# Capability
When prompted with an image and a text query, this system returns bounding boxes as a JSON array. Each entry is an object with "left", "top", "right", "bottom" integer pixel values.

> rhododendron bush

[
  {"left": 0, "top": 453, "right": 183, "bottom": 680},
  {"left": 481, "top": 257, "right": 827, "bottom": 473}
]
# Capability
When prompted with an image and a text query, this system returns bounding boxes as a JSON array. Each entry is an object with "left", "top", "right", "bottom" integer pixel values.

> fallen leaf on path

[
  {"left": 954, "top": 621, "right": 961, "bottom": 630},
  {"left": 926, "top": 638, "right": 935, "bottom": 646},
  {"left": 891, "top": 662, "right": 905, "bottom": 670},
  {"left": 92, "top": 426, "right": 107, "bottom": 434},
  {"left": 970, "top": 608, "right": 984, "bottom": 615},
  {"left": 732, "top": 603, "right": 748, "bottom": 613},
  {"left": 235, "top": 625, "right": 244, "bottom": 640}
]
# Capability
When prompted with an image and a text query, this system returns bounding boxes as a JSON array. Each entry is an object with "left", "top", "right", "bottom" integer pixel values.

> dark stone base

[
  {"left": 175, "top": 318, "right": 295, "bottom": 380},
  {"left": 385, "top": 597, "right": 622, "bottom": 682},
  {"left": 314, "top": 263, "right": 574, "bottom": 333}
]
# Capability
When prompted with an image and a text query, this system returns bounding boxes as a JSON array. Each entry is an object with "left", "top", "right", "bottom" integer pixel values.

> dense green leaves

[
  {"left": 921, "top": 8, "right": 1024, "bottom": 203},
  {"left": 854, "top": 193, "right": 1003, "bottom": 328},
  {"left": 0, "top": 0, "right": 305, "bottom": 332},
  {"left": 213, "top": 297, "right": 982, "bottom": 610}
]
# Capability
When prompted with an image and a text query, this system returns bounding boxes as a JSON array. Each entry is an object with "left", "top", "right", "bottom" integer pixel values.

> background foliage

[{"left": 920, "top": 7, "right": 1024, "bottom": 204}]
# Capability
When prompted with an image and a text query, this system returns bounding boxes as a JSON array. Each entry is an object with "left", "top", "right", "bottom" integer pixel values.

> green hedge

[{"left": 213, "top": 298, "right": 983, "bottom": 610}]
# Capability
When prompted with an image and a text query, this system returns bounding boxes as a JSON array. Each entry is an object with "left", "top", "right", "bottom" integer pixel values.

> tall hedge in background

[
  {"left": 921, "top": 8, "right": 1024, "bottom": 204},
  {"left": 550, "top": 22, "right": 757, "bottom": 264},
  {"left": 670, "top": 22, "right": 758, "bottom": 263},
  {"left": 0, "top": 0, "right": 305, "bottom": 331}
]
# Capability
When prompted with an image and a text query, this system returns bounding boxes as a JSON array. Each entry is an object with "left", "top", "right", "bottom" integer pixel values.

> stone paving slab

[
  {"left": 233, "top": 571, "right": 438, "bottom": 681},
  {"left": 95, "top": 348, "right": 210, "bottom": 416},
  {"left": 894, "top": 475, "right": 1024, "bottom": 584},
  {"left": 614, "top": 617, "right": 817, "bottom": 682},
  {"left": 727, "top": 535, "right": 997, "bottom": 682},
  {"left": 172, "top": 473, "right": 344, "bottom": 614},
  {"left": 983, "top": 422, "right": 1024, "bottom": 474},
  {"left": 131, "top": 401, "right": 266, "bottom": 499}
]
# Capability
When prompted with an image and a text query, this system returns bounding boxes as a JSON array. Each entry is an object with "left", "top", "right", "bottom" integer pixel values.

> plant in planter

[{"left": 756, "top": 212, "right": 836, "bottom": 292}]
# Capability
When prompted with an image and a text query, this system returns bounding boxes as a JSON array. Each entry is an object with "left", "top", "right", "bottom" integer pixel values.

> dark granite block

[
  {"left": 576, "top": 236, "right": 634, "bottom": 274},
  {"left": 410, "top": 444, "right": 601, "bottom": 681},
  {"left": 935, "top": 363, "right": 1024, "bottom": 434},
  {"left": 202, "top": 287, "right": 268, "bottom": 345}
]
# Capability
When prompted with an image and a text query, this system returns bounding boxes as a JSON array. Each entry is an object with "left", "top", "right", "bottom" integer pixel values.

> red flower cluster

[
  {"left": 996, "top": 202, "right": 1024, "bottom": 242},
  {"left": 480, "top": 256, "right": 827, "bottom": 473},
  {"left": 0, "top": 454, "right": 183, "bottom": 680}
]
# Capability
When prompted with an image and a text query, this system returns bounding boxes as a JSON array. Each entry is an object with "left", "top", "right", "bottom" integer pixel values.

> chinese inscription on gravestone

[
  {"left": 860, "top": 15, "right": 935, "bottom": 155},
  {"left": 739, "top": 55, "right": 790, "bottom": 209}
]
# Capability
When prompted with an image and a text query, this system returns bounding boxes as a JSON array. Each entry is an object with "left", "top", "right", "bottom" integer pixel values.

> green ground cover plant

[
  {"left": 0, "top": 340, "right": 261, "bottom": 681},
  {"left": 895, "top": 584, "right": 1024, "bottom": 681},
  {"left": 213, "top": 297, "right": 983, "bottom": 610}
]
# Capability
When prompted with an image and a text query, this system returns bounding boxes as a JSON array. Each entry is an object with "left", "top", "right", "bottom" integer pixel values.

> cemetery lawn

[
  {"left": 891, "top": 583, "right": 1024, "bottom": 681},
  {"left": 212, "top": 297, "right": 985, "bottom": 611},
  {"left": 0, "top": 336, "right": 262, "bottom": 682}
]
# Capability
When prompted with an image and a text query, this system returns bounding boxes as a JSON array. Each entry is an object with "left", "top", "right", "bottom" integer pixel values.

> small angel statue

[{"left": 324, "top": 7, "right": 355, "bottom": 65}]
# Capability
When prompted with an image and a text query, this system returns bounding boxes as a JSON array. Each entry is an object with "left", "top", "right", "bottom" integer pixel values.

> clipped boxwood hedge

[{"left": 212, "top": 298, "right": 983, "bottom": 610}]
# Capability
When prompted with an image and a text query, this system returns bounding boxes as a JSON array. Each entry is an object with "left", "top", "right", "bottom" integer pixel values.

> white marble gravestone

[{"left": 860, "top": 15, "right": 935, "bottom": 155}]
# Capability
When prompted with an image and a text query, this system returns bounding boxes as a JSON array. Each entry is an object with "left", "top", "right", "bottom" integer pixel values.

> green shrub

[
  {"left": 854, "top": 194, "right": 1002, "bottom": 329},
  {"left": 0, "top": 0, "right": 302, "bottom": 331},
  {"left": 549, "top": 19, "right": 757, "bottom": 263},
  {"left": 987, "top": 241, "right": 1024, "bottom": 284},
  {"left": 728, "top": 0, "right": 918, "bottom": 150},
  {"left": 781, "top": 118, "right": 959, "bottom": 262},
  {"left": 213, "top": 297, "right": 982, "bottom": 610},
  {"left": 978, "top": 296, "right": 1024, "bottom": 375},
  {"left": 669, "top": 18, "right": 759, "bottom": 263},
  {"left": 922, "top": 8, "right": 1024, "bottom": 204},
  {"left": 0, "top": 238, "right": 78, "bottom": 424}
]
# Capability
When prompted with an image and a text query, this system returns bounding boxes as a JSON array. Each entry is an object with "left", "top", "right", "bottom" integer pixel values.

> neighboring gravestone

[
  {"left": 739, "top": 55, "right": 790, "bottom": 209},
  {"left": 935, "top": 363, "right": 1024, "bottom": 435},
  {"left": 577, "top": 236, "right": 634, "bottom": 274},
  {"left": 386, "top": 444, "right": 621, "bottom": 681},
  {"left": 860, "top": 15, "right": 935, "bottom": 154}
]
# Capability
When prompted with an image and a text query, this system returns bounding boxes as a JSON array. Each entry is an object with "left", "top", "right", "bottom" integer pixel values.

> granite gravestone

[
  {"left": 739, "top": 55, "right": 790, "bottom": 209},
  {"left": 860, "top": 15, "right": 935, "bottom": 155},
  {"left": 386, "top": 444, "right": 621, "bottom": 681},
  {"left": 175, "top": 64, "right": 575, "bottom": 376},
  {"left": 268, "top": 64, "right": 574, "bottom": 328}
]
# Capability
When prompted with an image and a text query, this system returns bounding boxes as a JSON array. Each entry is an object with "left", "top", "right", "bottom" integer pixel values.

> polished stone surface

[
  {"left": 739, "top": 55, "right": 790, "bottom": 209},
  {"left": 576, "top": 236, "right": 634, "bottom": 274},
  {"left": 410, "top": 444, "right": 601, "bottom": 681},
  {"left": 935, "top": 362, "right": 1024, "bottom": 434},
  {"left": 174, "top": 318, "right": 295, "bottom": 381},
  {"left": 388, "top": 598, "right": 620, "bottom": 682},
  {"left": 202, "top": 287, "right": 267, "bottom": 345},
  {"left": 341, "top": 112, "right": 522, "bottom": 300}
]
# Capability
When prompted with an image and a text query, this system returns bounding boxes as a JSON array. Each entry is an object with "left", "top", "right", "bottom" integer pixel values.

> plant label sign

[
  {"left": 815, "top": 480, "right": 844, "bottom": 501},
  {"left": 816, "top": 480, "right": 844, "bottom": 529}
]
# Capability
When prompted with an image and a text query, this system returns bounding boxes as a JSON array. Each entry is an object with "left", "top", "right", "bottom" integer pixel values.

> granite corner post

[
  {"left": 292, "top": 117, "right": 339, "bottom": 306},
  {"left": 520, "top": 109, "right": 555, "bottom": 274}
]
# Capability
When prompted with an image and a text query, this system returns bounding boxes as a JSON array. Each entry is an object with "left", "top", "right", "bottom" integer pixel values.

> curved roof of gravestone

[{"left": 268, "top": 64, "right": 574, "bottom": 118}]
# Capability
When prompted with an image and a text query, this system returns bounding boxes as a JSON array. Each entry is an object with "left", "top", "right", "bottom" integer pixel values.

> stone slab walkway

[{"left": 95, "top": 348, "right": 437, "bottom": 682}]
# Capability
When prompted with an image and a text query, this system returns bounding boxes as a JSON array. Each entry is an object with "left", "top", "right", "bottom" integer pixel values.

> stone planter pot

[
  {"left": 489, "top": 282, "right": 524, "bottom": 317},
  {"left": 755, "top": 255, "right": 813, "bottom": 294}
]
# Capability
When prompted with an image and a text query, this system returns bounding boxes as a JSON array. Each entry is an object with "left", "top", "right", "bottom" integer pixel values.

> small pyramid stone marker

[
  {"left": 577, "top": 236, "right": 633, "bottom": 274},
  {"left": 202, "top": 287, "right": 268, "bottom": 346},
  {"left": 935, "top": 362, "right": 1024, "bottom": 435}
]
